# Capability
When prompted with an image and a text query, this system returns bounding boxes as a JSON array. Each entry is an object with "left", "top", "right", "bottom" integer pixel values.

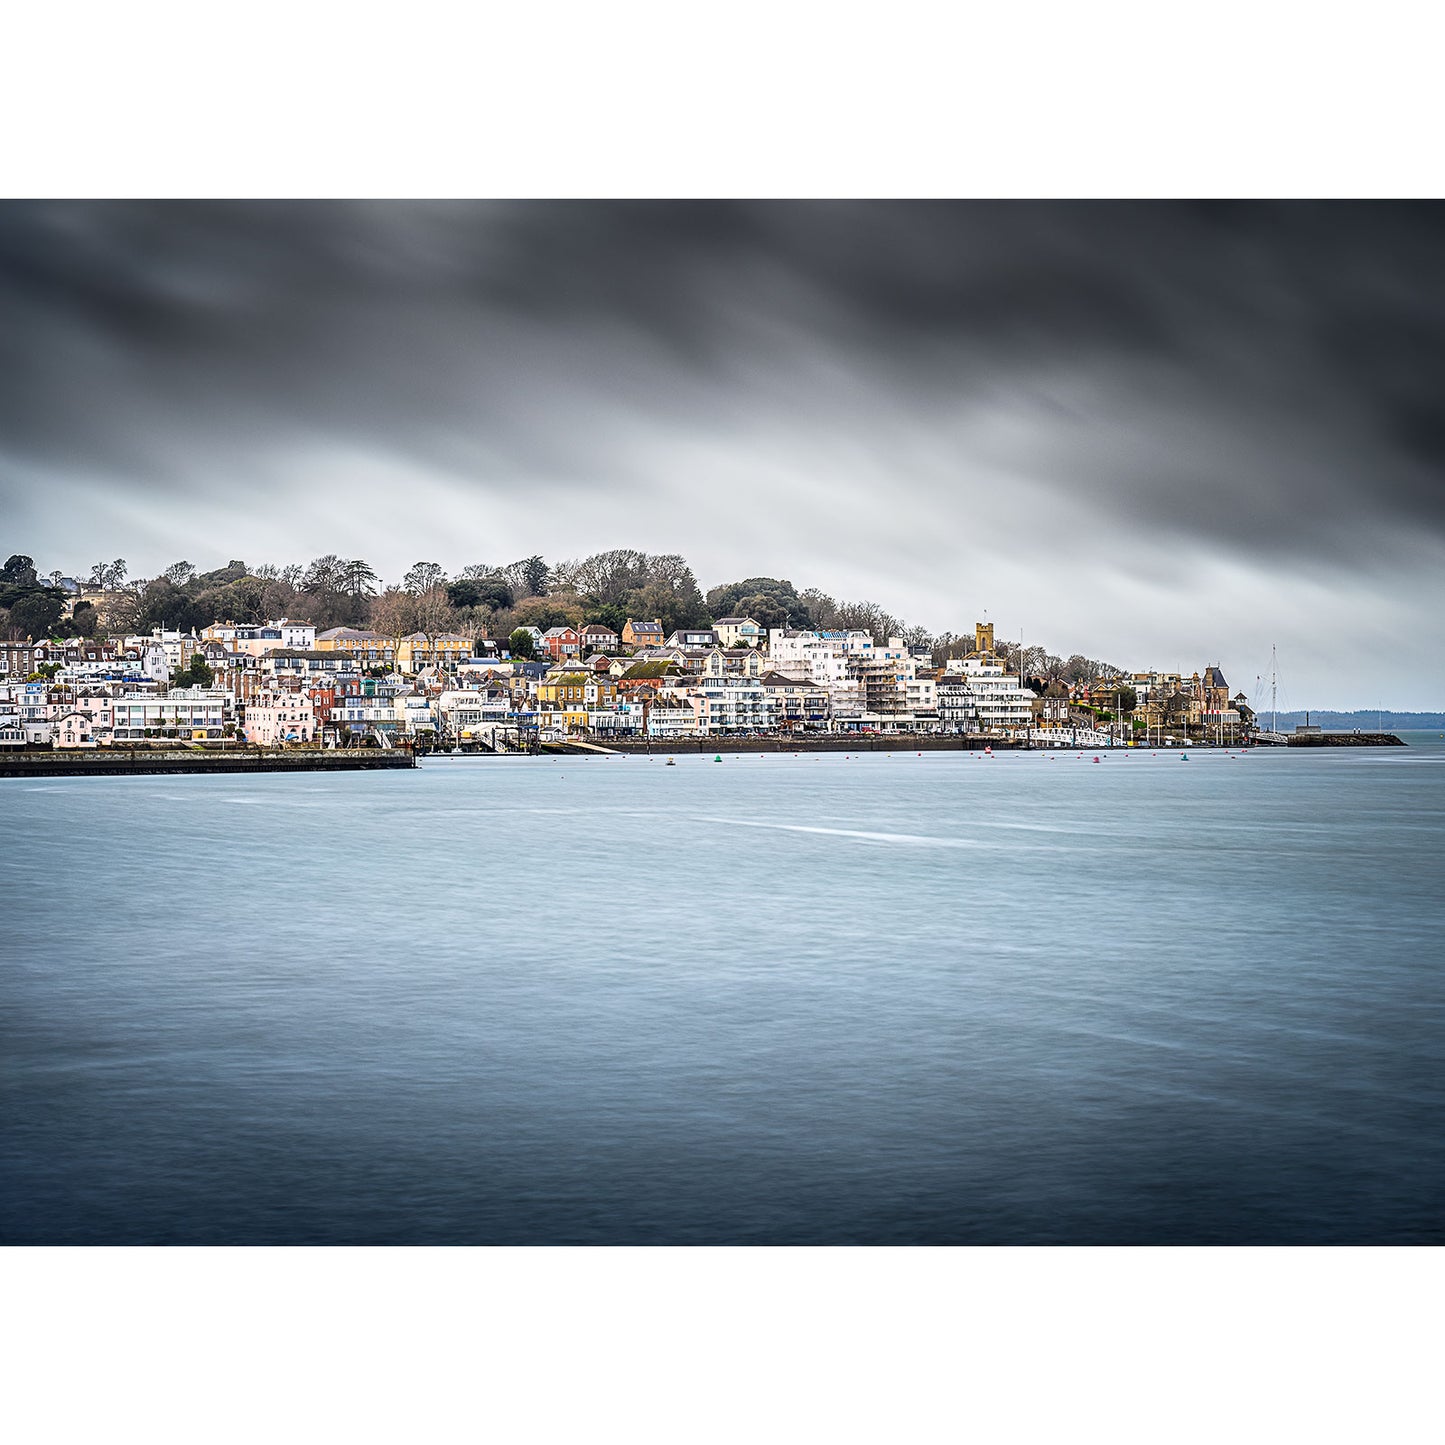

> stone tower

[{"left": 974, "top": 621, "right": 995, "bottom": 656}]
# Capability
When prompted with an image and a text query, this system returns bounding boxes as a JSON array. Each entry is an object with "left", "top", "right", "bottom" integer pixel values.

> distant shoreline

[{"left": 1269, "top": 711, "right": 1445, "bottom": 730}]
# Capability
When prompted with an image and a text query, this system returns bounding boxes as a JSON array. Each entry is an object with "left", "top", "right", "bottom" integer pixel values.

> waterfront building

[
  {"left": 687, "top": 674, "right": 775, "bottom": 734},
  {"left": 941, "top": 655, "right": 1035, "bottom": 731},
  {"left": 759, "top": 672, "right": 831, "bottom": 730},
  {"left": 392, "top": 693, "right": 436, "bottom": 737},
  {"left": 111, "top": 688, "right": 229, "bottom": 741},
  {"left": 436, "top": 688, "right": 515, "bottom": 738},
  {"left": 936, "top": 671, "right": 978, "bottom": 732},
  {"left": 612, "top": 693, "right": 699, "bottom": 738},
  {"left": 853, "top": 639, "right": 938, "bottom": 725},
  {"left": 766, "top": 628, "right": 878, "bottom": 718},
  {"left": 54, "top": 710, "right": 103, "bottom": 748},
  {"left": 330, "top": 681, "right": 401, "bottom": 739},
  {"left": 242, "top": 691, "right": 318, "bottom": 747}
]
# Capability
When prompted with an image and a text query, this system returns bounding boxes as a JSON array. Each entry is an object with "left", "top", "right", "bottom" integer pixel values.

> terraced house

[
  {"left": 314, "top": 627, "right": 395, "bottom": 668},
  {"left": 396, "top": 631, "right": 471, "bottom": 674}
]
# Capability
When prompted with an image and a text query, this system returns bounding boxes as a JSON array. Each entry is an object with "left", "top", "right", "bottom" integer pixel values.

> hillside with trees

[{"left": 0, "top": 544, "right": 1125, "bottom": 678}]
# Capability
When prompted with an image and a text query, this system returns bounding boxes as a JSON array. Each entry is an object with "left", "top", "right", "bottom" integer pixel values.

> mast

[{"left": 1271, "top": 644, "right": 1278, "bottom": 735}]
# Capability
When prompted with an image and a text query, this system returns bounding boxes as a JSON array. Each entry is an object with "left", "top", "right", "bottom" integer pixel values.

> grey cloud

[{"left": 2, "top": 201, "right": 1444, "bottom": 625}]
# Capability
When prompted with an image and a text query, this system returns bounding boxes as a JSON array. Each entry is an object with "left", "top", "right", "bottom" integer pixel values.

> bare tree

[
  {"left": 833, "top": 600, "right": 905, "bottom": 644},
  {"left": 412, "top": 585, "right": 459, "bottom": 673},
  {"left": 797, "top": 588, "right": 838, "bottom": 629},
  {"left": 303, "top": 555, "right": 347, "bottom": 599},
  {"left": 561, "top": 549, "right": 650, "bottom": 602},
  {"left": 371, "top": 587, "right": 418, "bottom": 669},
  {"left": 646, "top": 553, "right": 699, "bottom": 595},
  {"left": 163, "top": 561, "right": 196, "bottom": 588},
  {"left": 88, "top": 558, "right": 127, "bottom": 591},
  {"left": 403, "top": 561, "right": 447, "bottom": 595},
  {"left": 105, "top": 578, "right": 149, "bottom": 634}
]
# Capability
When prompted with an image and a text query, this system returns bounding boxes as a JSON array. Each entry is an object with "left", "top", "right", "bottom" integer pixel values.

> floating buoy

[
  {"left": 1181, "top": 753, "right": 1189, "bottom": 761},
  {"left": 714, "top": 755, "right": 722, "bottom": 763}
]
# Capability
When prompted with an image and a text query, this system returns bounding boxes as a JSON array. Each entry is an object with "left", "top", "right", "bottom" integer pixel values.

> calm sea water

[{"left": 4, "top": 736, "right": 1444, "bottom": 1244}]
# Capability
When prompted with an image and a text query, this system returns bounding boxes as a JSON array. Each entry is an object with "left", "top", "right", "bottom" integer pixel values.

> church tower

[{"left": 974, "top": 621, "right": 995, "bottom": 656}]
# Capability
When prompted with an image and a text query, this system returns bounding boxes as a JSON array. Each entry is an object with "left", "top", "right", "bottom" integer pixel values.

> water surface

[{"left": 4, "top": 738, "right": 1443, "bottom": 1243}]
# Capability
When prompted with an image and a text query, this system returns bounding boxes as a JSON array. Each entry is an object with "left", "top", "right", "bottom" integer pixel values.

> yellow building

[
  {"left": 537, "top": 671, "right": 591, "bottom": 708},
  {"left": 537, "top": 671, "right": 617, "bottom": 733},
  {"left": 313, "top": 628, "right": 396, "bottom": 667},
  {"left": 396, "top": 632, "right": 471, "bottom": 674}
]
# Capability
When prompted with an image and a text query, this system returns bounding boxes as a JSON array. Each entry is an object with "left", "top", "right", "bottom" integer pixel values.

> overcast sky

[{"left": 2, "top": 201, "right": 1442, "bottom": 708}]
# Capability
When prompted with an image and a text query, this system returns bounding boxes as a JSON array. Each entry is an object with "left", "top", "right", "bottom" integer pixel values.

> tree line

[{"left": 0, "top": 547, "right": 1123, "bottom": 679}]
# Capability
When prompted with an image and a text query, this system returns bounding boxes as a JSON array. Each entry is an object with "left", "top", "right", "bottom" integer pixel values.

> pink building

[{"left": 243, "top": 691, "right": 317, "bottom": 747}]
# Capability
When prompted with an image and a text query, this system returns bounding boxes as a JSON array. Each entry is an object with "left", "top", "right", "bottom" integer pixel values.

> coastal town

[{"left": 0, "top": 550, "right": 1264, "bottom": 754}]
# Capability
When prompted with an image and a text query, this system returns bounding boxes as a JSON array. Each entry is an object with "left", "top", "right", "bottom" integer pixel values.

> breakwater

[
  {"left": 0, "top": 749, "right": 415, "bottom": 778},
  {"left": 1287, "top": 732, "right": 1404, "bottom": 747}
]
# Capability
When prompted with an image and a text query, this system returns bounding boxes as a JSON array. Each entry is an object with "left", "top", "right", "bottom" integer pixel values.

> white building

[
  {"left": 853, "top": 639, "right": 938, "bottom": 727},
  {"left": 112, "top": 688, "right": 229, "bottom": 741},
  {"left": 394, "top": 694, "right": 436, "bottom": 736},
  {"left": 688, "top": 675, "right": 775, "bottom": 734},
  {"left": 436, "top": 688, "right": 513, "bottom": 738},
  {"left": 713, "top": 617, "right": 764, "bottom": 648},
  {"left": 613, "top": 694, "right": 699, "bottom": 738},
  {"left": 766, "top": 629, "right": 877, "bottom": 717},
  {"left": 331, "top": 696, "right": 401, "bottom": 737},
  {"left": 203, "top": 619, "right": 317, "bottom": 656},
  {"left": 941, "top": 657, "right": 1035, "bottom": 731}
]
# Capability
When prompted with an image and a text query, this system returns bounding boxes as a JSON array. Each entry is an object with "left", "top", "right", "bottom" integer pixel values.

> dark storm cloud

[{"left": 2, "top": 200, "right": 1444, "bottom": 565}]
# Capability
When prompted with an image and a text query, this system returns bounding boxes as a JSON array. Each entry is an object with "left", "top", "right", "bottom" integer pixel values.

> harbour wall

[{"left": 0, "top": 749, "right": 416, "bottom": 778}]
